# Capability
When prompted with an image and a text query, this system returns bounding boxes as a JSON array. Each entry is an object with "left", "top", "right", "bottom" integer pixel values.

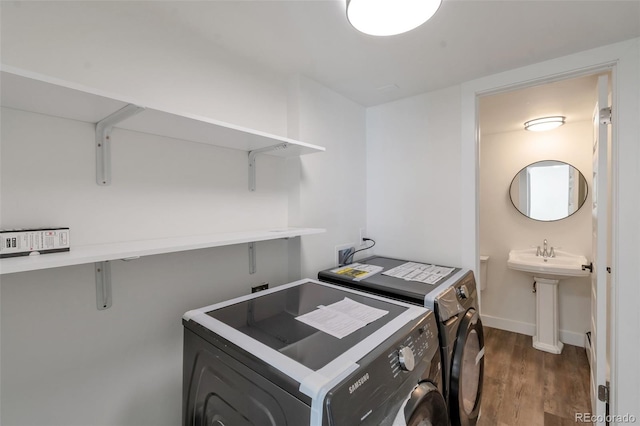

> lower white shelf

[{"left": 0, "top": 227, "right": 325, "bottom": 274}]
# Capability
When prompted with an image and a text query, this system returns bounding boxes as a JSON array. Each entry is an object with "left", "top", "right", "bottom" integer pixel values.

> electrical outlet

[
  {"left": 251, "top": 282, "right": 269, "bottom": 293},
  {"left": 359, "top": 228, "right": 367, "bottom": 245},
  {"left": 335, "top": 243, "right": 356, "bottom": 266}
]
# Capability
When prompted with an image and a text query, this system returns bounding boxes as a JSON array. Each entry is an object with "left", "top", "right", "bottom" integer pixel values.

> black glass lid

[{"left": 207, "top": 281, "right": 407, "bottom": 370}]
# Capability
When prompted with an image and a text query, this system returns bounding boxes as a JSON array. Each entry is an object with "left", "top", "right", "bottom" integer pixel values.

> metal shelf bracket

[
  {"left": 95, "top": 261, "right": 112, "bottom": 310},
  {"left": 248, "top": 242, "right": 256, "bottom": 274},
  {"left": 94, "top": 257, "right": 139, "bottom": 310},
  {"left": 247, "top": 236, "right": 298, "bottom": 274},
  {"left": 96, "top": 104, "right": 145, "bottom": 186},
  {"left": 248, "top": 143, "right": 289, "bottom": 191}
]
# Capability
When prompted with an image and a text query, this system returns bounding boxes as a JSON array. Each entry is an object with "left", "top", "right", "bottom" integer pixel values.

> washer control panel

[
  {"left": 325, "top": 310, "right": 440, "bottom": 426},
  {"left": 398, "top": 346, "right": 415, "bottom": 371},
  {"left": 387, "top": 314, "right": 437, "bottom": 379}
]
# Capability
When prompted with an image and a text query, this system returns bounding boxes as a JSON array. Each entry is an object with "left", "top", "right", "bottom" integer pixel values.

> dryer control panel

[
  {"left": 434, "top": 270, "right": 478, "bottom": 322},
  {"left": 454, "top": 271, "right": 478, "bottom": 307}
]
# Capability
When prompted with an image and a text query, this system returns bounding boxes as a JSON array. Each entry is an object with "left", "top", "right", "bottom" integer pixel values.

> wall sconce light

[
  {"left": 524, "top": 116, "right": 566, "bottom": 132},
  {"left": 346, "top": 0, "right": 442, "bottom": 36}
]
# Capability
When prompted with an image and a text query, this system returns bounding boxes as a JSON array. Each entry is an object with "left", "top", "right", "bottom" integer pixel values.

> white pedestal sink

[{"left": 507, "top": 248, "right": 590, "bottom": 354}]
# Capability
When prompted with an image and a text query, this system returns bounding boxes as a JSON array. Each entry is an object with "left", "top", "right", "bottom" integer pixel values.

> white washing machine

[
  {"left": 182, "top": 279, "right": 449, "bottom": 426},
  {"left": 319, "top": 256, "right": 484, "bottom": 426}
]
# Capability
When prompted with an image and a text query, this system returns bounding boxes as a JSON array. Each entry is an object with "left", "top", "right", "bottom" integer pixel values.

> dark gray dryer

[
  {"left": 318, "top": 256, "right": 484, "bottom": 426},
  {"left": 182, "top": 278, "right": 448, "bottom": 426}
]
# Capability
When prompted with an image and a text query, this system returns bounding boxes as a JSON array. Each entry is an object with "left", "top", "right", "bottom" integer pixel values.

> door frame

[{"left": 460, "top": 38, "right": 640, "bottom": 418}]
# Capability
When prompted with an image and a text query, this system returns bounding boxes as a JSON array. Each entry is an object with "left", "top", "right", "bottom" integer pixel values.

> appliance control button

[
  {"left": 457, "top": 285, "right": 469, "bottom": 299},
  {"left": 398, "top": 346, "right": 415, "bottom": 372}
]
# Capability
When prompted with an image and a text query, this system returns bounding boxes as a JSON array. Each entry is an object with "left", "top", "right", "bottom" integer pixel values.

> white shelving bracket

[
  {"left": 95, "top": 261, "right": 112, "bottom": 310},
  {"left": 96, "top": 104, "right": 145, "bottom": 186},
  {"left": 247, "top": 236, "right": 300, "bottom": 274},
  {"left": 248, "top": 242, "right": 256, "bottom": 274},
  {"left": 248, "top": 143, "right": 289, "bottom": 191}
]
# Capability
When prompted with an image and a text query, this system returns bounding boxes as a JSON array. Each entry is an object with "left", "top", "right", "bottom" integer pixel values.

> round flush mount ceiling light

[
  {"left": 524, "top": 116, "right": 566, "bottom": 132},
  {"left": 346, "top": 0, "right": 442, "bottom": 36}
]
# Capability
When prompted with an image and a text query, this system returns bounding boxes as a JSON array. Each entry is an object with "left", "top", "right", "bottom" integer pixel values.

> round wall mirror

[{"left": 509, "top": 160, "right": 588, "bottom": 221}]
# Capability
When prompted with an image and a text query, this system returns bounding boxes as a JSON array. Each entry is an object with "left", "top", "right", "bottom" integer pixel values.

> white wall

[
  {"left": 0, "top": 1, "right": 288, "bottom": 133},
  {"left": 1, "top": 109, "right": 290, "bottom": 244},
  {"left": 0, "top": 107, "right": 294, "bottom": 426},
  {"left": 287, "top": 75, "right": 368, "bottom": 277},
  {"left": 0, "top": 3, "right": 365, "bottom": 426},
  {"left": 366, "top": 86, "right": 462, "bottom": 266},
  {"left": 479, "top": 121, "right": 592, "bottom": 345}
]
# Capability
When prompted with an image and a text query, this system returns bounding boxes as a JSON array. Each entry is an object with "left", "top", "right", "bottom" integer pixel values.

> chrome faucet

[{"left": 538, "top": 239, "right": 556, "bottom": 258}]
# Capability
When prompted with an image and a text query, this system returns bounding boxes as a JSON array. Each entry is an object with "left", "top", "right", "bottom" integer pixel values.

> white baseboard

[
  {"left": 481, "top": 314, "right": 586, "bottom": 348},
  {"left": 481, "top": 314, "right": 535, "bottom": 336}
]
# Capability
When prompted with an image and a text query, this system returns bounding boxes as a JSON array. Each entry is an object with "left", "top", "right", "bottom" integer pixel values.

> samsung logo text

[{"left": 349, "top": 373, "right": 369, "bottom": 394}]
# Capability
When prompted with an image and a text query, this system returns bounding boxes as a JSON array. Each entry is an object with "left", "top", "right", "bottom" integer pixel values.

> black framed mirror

[{"left": 509, "top": 160, "right": 588, "bottom": 221}]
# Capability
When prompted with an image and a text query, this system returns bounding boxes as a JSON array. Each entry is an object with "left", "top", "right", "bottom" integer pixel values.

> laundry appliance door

[
  {"left": 449, "top": 309, "right": 484, "bottom": 426},
  {"left": 393, "top": 381, "right": 449, "bottom": 426}
]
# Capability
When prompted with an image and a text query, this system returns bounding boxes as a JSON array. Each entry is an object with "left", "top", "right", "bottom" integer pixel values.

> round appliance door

[
  {"left": 449, "top": 308, "right": 484, "bottom": 426},
  {"left": 393, "top": 381, "right": 449, "bottom": 426}
]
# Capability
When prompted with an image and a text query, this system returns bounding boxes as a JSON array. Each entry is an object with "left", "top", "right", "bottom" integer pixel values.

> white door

[{"left": 590, "top": 73, "right": 611, "bottom": 423}]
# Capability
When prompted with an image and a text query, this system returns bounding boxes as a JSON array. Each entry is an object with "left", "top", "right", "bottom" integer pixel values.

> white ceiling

[
  {"left": 144, "top": 0, "right": 640, "bottom": 106},
  {"left": 2, "top": 0, "right": 638, "bottom": 112}
]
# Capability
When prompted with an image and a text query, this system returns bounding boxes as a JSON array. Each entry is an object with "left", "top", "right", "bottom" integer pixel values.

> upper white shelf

[
  {"left": 0, "top": 65, "right": 325, "bottom": 157},
  {"left": 0, "top": 227, "right": 325, "bottom": 275}
]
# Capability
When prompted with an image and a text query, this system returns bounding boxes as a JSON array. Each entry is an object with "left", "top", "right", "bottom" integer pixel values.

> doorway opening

[{"left": 476, "top": 70, "right": 613, "bottom": 424}]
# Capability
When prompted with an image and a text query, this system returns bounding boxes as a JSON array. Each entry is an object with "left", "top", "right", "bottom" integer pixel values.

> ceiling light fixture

[
  {"left": 524, "top": 116, "right": 566, "bottom": 132},
  {"left": 346, "top": 0, "right": 442, "bottom": 36}
]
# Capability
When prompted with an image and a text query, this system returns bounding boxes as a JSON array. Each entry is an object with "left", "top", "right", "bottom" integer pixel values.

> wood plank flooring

[{"left": 477, "top": 327, "right": 591, "bottom": 426}]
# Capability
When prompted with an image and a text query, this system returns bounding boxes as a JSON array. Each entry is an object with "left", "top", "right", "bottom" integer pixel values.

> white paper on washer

[{"left": 295, "top": 297, "right": 388, "bottom": 339}]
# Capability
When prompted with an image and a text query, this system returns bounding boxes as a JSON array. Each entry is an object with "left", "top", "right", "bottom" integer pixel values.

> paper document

[
  {"left": 295, "top": 297, "right": 388, "bottom": 339},
  {"left": 331, "top": 263, "right": 384, "bottom": 281},
  {"left": 383, "top": 262, "right": 455, "bottom": 285}
]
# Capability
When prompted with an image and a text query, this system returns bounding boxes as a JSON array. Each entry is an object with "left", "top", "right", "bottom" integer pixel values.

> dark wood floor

[{"left": 478, "top": 327, "right": 592, "bottom": 426}]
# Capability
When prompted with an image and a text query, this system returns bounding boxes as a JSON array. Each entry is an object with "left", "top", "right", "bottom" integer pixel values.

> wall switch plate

[{"left": 251, "top": 282, "right": 269, "bottom": 293}]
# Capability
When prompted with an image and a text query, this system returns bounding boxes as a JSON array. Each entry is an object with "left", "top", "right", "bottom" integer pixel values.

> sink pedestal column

[{"left": 533, "top": 277, "right": 563, "bottom": 354}]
